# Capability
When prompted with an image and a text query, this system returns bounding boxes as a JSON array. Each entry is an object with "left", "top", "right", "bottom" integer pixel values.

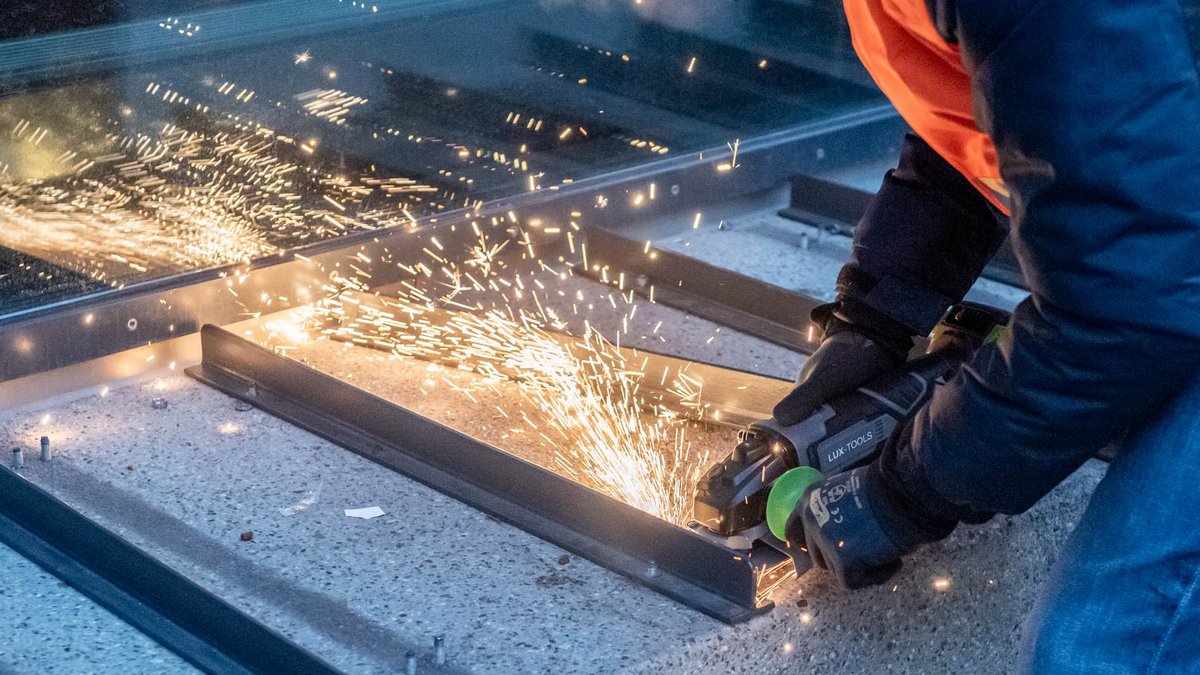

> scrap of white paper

[{"left": 344, "top": 506, "right": 386, "bottom": 519}]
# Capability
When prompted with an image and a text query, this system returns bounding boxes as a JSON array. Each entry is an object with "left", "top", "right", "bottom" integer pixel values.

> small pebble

[
  {"left": 240, "top": 531, "right": 254, "bottom": 542},
  {"left": 151, "top": 398, "right": 168, "bottom": 410},
  {"left": 557, "top": 554, "right": 571, "bottom": 565},
  {"left": 126, "top": 465, "right": 135, "bottom": 471}
]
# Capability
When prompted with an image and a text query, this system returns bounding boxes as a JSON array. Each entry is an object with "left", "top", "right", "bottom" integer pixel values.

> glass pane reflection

[{"left": 0, "top": 0, "right": 883, "bottom": 316}]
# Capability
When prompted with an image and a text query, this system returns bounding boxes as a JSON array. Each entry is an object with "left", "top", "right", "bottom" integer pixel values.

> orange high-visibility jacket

[{"left": 844, "top": 0, "right": 1009, "bottom": 213}]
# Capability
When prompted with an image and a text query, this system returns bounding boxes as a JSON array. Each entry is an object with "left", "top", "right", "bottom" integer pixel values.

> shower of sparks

[
  {"left": 321, "top": 296, "right": 710, "bottom": 525},
  {"left": 313, "top": 227, "right": 715, "bottom": 525}
]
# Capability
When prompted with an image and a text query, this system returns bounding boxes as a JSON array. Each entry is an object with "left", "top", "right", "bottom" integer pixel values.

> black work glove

[
  {"left": 772, "top": 304, "right": 911, "bottom": 426},
  {"left": 785, "top": 461, "right": 956, "bottom": 589}
]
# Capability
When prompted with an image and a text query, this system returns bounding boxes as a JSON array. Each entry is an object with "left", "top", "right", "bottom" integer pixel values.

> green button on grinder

[{"left": 766, "top": 466, "right": 824, "bottom": 541}]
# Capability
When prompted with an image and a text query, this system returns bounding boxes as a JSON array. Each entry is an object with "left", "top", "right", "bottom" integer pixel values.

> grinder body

[{"left": 691, "top": 303, "right": 1007, "bottom": 562}]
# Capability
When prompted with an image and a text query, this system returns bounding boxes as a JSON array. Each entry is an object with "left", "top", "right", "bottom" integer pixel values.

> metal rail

[
  {"left": 0, "top": 467, "right": 341, "bottom": 675},
  {"left": 186, "top": 324, "right": 770, "bottom": 624},
  {"left": 580, "top": 226, "right": 823, "bottom": 354},
  {"left": 778, "top": 173, "right": 1028, "bottom": 289}
]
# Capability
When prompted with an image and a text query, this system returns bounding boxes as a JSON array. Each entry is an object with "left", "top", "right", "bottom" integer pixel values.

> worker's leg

[{"left": 1018, "top": 371, "right": 1200, "bottom": 673}]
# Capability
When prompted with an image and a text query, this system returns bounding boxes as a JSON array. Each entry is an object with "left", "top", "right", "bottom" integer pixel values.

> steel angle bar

[
  {"left": 778, "top": 173, "right": 871, "bottom": 236},
  {"left": 186, "top": 325, "right": 769, "bottom": 624},
  {"left": 0, "top": 467, "right": 340, "bottom": 675},
  {"left": 778, "top": 173, "right": 1029, "bottom": 290},
  {"left": 580, "top": 226, "right": 823, "bottom": 354}
]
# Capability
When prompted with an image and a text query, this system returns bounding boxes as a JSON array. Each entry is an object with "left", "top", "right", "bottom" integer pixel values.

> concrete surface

[
  {"left": 0, "top": 542, "right": 194, "bottom": 674},
  {"left": 0, "top": 357, "right": 1107, "bottom": 674}
]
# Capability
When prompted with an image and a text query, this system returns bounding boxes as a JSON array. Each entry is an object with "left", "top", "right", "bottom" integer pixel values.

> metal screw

[
  {"left": 670, "top": 184, "right": 680, "bottom": 196},
  {"left": 635, "top": 274, "right": 649, "bottom": 289},
  {"left": 235, "top": 384, "right": 258, "bottom": 411},
  {"left": 126, "top": 318, "right": 138, "bottom": 331},
  {"left": 645, "top": 560, "right": 660, "bottom": 578},
  {"left": 434, "top": 636, "right": 445, "bottom": 665},
  {"left": 405, "top": 651, "right": 418, "bottom": 675},
  {"left": 151, "top": 398, "right": 168, "bottom": 410},
  {"left": 12, "top": 447, "right": 23, "bottom": 470},
  {"left": 40, "top": 436, "right": 51, "bottom": 462}
]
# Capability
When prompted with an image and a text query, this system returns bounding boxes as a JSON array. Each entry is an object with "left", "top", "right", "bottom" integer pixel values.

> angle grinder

[{"left": 690, "top": 302, "right": 1009, "bottom": 572}]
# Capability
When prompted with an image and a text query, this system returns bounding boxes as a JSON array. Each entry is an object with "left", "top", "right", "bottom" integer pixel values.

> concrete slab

[{"left": 0, "top": 304, "right": 1104, "bottom": 675}]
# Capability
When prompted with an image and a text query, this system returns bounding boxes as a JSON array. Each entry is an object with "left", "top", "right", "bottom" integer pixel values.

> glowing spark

[{"left": 294, "top": 50, "right": 312, "bottom": 65}]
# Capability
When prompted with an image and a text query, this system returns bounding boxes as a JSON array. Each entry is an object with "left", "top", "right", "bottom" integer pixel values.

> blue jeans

[{"left": 1019, "top": 373, "right": 1200, "bottom": 673}]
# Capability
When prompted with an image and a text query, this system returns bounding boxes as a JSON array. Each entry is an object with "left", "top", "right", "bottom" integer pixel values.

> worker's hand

[
  {"left": 785, "top": 462, "right": 954, "bottom": 589},
  {"left": 772, "top": 327, "right": 905, "bottom": 426}
]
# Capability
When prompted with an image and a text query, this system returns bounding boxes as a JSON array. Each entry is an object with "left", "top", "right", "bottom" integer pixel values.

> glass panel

[{"left": 0, "top": 0, "right": 883, "bottom": 317}]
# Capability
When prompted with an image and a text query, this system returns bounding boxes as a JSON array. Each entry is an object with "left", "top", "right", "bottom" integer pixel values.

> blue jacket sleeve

[
  {"left": 883, "top": 0, "right": 1200, "bottom": 521},
  {"left": 829, "top": 132, "right": 1008, "bottom": 349}
]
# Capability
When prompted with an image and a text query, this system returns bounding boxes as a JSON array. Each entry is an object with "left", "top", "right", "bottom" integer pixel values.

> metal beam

[
  {"left": 778, "top": 173, "right": 1029, "bottom": 289},
  {"left": 0, "top": 467, "right": 341, "bottom": 675},
  {"left": 186, "top": 325, "right": 769, "bottom": 624},
  {"left": 580, "top": 226, "right": 823, "bottom": 353},
  {"left": 778, "top": 173, "right": 872, "bottom": 236}
]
